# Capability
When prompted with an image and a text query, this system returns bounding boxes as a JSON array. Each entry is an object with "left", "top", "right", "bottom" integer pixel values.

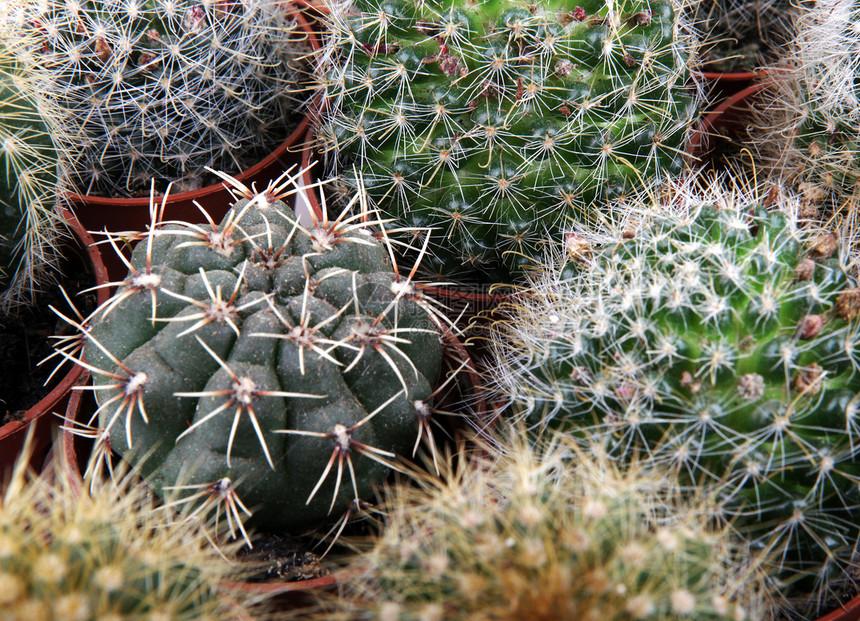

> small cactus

[
  {"left": 486, "top": 181, "right": 860, "bottom": 612},
  {"left": 0, "top": 45, "right": 65, "bottom": 312},
  {"left": 314, "top": 0, "right": 700, "bottom": 280},
  {"left": 285, "top": 427, "right": 768, "bottom": 621},
  {"left": 0, "top": 430, "right": 269, "bottom": 620},
  {"left": 8, "top": 0, "right": 310, "bottom": 197},
  {"left": 61, "top": 170, "right": 447, "bottom": 535}
]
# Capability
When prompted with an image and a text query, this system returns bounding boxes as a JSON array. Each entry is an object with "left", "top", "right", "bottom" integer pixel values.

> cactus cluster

[
  {"left": 487, "top": 183, "right": 860, "bottom": 611},
  {"left": 0, "top": 431, "right": 269, "bottom": 621},
  {"left": 9, "top": 0, "right": 310, "bottom": 197},
  {"left": 314, "top": 0, "right": 699, "bottom": 281},
  {"left": 0, "top": 45, "right": 65, "bottom": 312},
  {"left": 287, "top": 427, "right": 767, "bottom": 621},
  {"left": 63, "top": 171, "right": 446, "bottom": 535}
]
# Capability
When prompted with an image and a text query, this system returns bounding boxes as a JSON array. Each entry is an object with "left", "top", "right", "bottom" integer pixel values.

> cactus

[
  {"left": 314, "top": 0, "right": 700, "bottom": 281},
  {"left": 9, "top": 0, "right": 309, "bottom": 197},
  {"left": 486, "top": 182, "right": 860, "bottom": 611},
  {"left": 693, "top": 0, "right": 798, "bottom": 72},
  {"left": 0, "top": 45, "right": 65, "bottom": 312},
  {"left": 0, "top": 430, "right": 270, "bottom": 620},
  {"left": 285, "top": 426, "right": 768, "bottom": 621},
  {"left": 749, "top": 0, "right": 860, "bottom": 229},
  {"left": 61, "top": 170, "right": 446, "bottom": 535}
]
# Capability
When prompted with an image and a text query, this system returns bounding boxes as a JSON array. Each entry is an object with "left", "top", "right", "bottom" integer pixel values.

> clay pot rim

[
  {"left": 62, "top": 3, "right": 320, "bottom": 208},
  {"left": 0, "top": 209, "right": 110, "bottom": 446}
]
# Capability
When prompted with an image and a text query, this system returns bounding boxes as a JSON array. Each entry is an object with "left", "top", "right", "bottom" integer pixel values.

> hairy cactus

[
  {"left": 9, "top": 0, "right": 309, "bottom": 197},
  {"left": 64, "top": 171, "right": 446, "bottom": 534},
  {"left": 0, "top": 47, "right": 65, "bottom": 312},
  {"left": 285, "top": 427, "right": 768, "bottom": 621},
  {"left": 694, "top": 0, "right": 798, "bottom": 71},
  {"left": 749, "top": 0, "right": 860, "bottom": 225},
  {"left": 0, "top": 431, "right": 269, "bottom": 620},
  {"left": 314, "top": 0, "right": 700, "bottom": 281},
  {"left": 487, "top": 182, "right": 860, "bottom": 611}
]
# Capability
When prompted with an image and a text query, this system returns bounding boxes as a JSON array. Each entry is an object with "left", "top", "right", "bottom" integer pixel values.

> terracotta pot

[
  {"left": 66, "top": 4, "right": 321, "bottom": 283},
  {"left": 0, "top": 209, "right": 109, "bottom": 476},
  {"left": 686, "top": 82, "right": 767, "bottom": 167},
  {"left": 816, "top": 597, "right": 860, "bottom": 621}
]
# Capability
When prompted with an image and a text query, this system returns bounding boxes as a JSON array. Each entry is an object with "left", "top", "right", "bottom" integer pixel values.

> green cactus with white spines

[
  {"left": 8, "top": 0, "right": 308, "bottom": 197},
  {"left": 67, "top": 173, "right": 446, "bottom": 534},
  {"left": 0, "top": 432, "right": 270, "bottom": 621},
  {"left": 286, "top": 428, "right": 768, "bottom": 621},
  {"left": 486, "top": 183, "right": 860, "bottom": 611},
  {"left": 0, "top": 47, "right": 65, "bottom": 312},
  {"left": 314, "top": 0, "right": 699, "bottom": 281}
]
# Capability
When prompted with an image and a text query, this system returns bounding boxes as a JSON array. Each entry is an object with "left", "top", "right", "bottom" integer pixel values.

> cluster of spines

[
  {"left": 55, "top": 167, "right": 453, "bottom": 537},
  {"left": 485, "top": 180, "right": 860, "bottom": 613},
  {"left": 8, "top": 0, "right": 309, "bottom": 197},
  {"left": 284, "top": 427, "right": 768, "bottom": 621},
  {"left": 313, "top": 0, "right": 700, "bottom": 280}
]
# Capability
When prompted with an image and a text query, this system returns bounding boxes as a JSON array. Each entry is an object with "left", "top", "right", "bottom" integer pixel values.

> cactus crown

[
  {"left": 487, "top": 181, "right": 860, "bottom": 612},
  {"left": 315, "top": 0, "right": 700, "bottom": 280},
  {"left": 9, "top": 0, "right": 311, "bottom": 197},
  {"left": 60, "top": 169, "right": 448, "bottom": 536},
  {"left": 0, "top": 431, "right": 268, "bottom": 620},
  {"left": 287, "top": 427, "right": 768, "bottom": 621}
]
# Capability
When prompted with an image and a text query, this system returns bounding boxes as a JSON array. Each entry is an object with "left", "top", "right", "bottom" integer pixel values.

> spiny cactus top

[
  {"left": 70, "top": 172, "right": 445, "bottom": 534},
  {"left": 488, "top": 186, "right": 860, "bottom": 609},
  {"left": 287, "top": 428, "right": 767, "bottom": 621},
  {"left": 0, "top": 49, "right": 63, "bottom": 312},
  {"left": 315, "top": 0, "right": 699, "bottom": 281},
  {"left": 0, "top": 433, "right": 269, "bottom": 621},
  {"left": 10, "top": 0, "right": 308, "bottom": 197}
]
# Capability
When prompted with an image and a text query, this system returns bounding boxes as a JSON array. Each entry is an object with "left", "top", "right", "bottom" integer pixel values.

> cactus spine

[
  {"left": 486, "top": 182, "right": 860, "bottom": 612},
  {"left": 62, "top": 171, "right": 446, "bottom": 534},
  {"left": 314, "top": 0, "right": 700, "bottom": 280}
]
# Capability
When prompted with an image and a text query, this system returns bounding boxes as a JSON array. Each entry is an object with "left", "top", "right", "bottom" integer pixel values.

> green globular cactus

[
  {"left": 0, "top": 47, "right": 64, "bottom": 312},
  {"left": 314, "top": 0, "right": 700, "bottom": 281},
  {"left": 486, "top": 185, "right": 860, "bottom": 611},
  {"left": 285, "top": 428, "right": 768, "bottom": 621},
  {"left": 71, "top": 173, "right": 445, "bottom": 534},
  {"left": 10, "top": 0, "right": 308, "bottom": 197},
  {"left": 0, "top": 431, "right": 269, "bottom": 621}
]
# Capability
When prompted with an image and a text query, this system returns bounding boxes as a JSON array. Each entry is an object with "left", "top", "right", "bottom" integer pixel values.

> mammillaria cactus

[
  {"left": 9, "top": 0, "right": 309, "bottom": 197},
  {"left": 62, "top": 171, "right": 446, "bottom": 535},
  {"left": 0, "top": 431, "right": 270, "bottom": 620},
  {"left": 0, "top": 47, "right": 65, "bottom": 311},
  {"left": 285, "top": 427, "right": 768, "bottom": 621},
  {"left": 487, "top": 183, "right": 860, "bottom": 612},
  {"left": 314, "top": 0, "right": 700, "bottom": 281},
  {"left": 749, "top": 0, "right": 860, "bottom": 226}
]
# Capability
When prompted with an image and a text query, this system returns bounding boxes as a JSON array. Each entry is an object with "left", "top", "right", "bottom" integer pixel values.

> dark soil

[
  {"left": 239, "top": 532, "right": 331, "bottom": 582},
  {"left": 0, "top": 235, "right": 98, "bottom": 424}
]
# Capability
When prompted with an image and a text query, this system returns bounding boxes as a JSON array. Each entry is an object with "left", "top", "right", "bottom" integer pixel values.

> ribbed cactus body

[
  {"left": 317, "top": 0, "right": 698, "bottom": 280},
  {"left": 0, "top": 52, "right": 62, "bottom": 311},
  {"left": 489, "top": 194, "right": 860, "bottom": 602},
  {"left": 13, "top": 0, "right": 306, "bottom": 197},
  {"left": 82, "top": 193, "right": 444, "bottom": 532}
]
